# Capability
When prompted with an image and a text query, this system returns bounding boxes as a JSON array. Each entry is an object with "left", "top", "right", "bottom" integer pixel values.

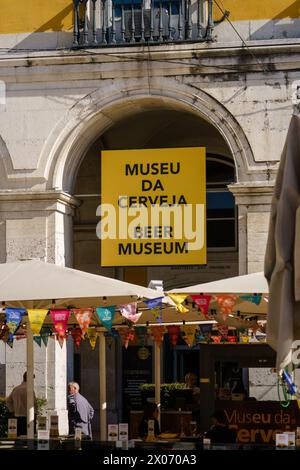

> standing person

[
  {"left": 6, "top": 371, "right": 36, "bottom": 436},
  {"left": 67, "top": 382, "right": 94, "bottom": 438}
]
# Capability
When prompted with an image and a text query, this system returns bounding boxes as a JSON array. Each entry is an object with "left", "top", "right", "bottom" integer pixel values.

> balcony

[{"left": 73, "top": 0, "right": 217, "bottom": 47}]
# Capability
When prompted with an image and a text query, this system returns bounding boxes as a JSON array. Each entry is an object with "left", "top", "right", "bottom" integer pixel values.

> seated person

[
  {"left": 138, "top": 402, "right": 160, "bottom": 439},
  {"left": 203, "top": 410, "right": 237, "bottom": 444}
]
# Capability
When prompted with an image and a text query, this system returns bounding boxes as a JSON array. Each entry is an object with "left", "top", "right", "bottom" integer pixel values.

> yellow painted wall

[
  {"left": 215, "top": 0, "right": 300, "bottom": 22},
  {"left": 0, "top": 0, "right": 73, "bottom": 34},
  {"left": 1, "top": 0, "right": 300, "bottom": 34}
]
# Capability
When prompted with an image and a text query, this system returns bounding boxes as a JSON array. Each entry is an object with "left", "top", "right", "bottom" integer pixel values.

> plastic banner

[
  {"left": 166, "top": 325, "right": 181, "bottom": 347},
  {"left": 73, "top": 308, "right": 93, "bottom": 336},
  {"left": 182, "top": 325, "right": 197, "bottom": 347},
  {"left": 50, "top": 309, "right": 70, "bottom": 341},
  {"left": 27, "top": 309, "right": 48, "bottom": 336},
  {"left": 119, "top": 303, "right": 142, "bottom": 323},
  {"left": 149, "top": 325, "right": 165, "bottom": 346},
  {"left": 191, "top": 295, "right": 212, "bottom": 318},
  {"left": 118, "top": 326, "right": 135, "bottom": 349},
  {"left": 240, "top": 294, "right": 262, "bottom": 306},
  {"left": 96, "top": 306, "right": 115, "bottom": 331},
  {"left": 87, "top": 328, "right": 98, "bottom": 349},
  {"left": 215, "top": 295, "right": 237, "bottom": 320},
  {"left": 168, "top": 294, "right": 189, "bottom": 313},
  {"left": 71, "top": 327, "right": 83, "bottom": 349},
  {"left": 5, "top": 307, "right": 25, "bottom": 338}
]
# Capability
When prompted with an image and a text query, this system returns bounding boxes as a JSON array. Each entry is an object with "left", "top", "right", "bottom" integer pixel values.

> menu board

[{"left": 122, "top": 346, "right": 152, "bottom": 416}]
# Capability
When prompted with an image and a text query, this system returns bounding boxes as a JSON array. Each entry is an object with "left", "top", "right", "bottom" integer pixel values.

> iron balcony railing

[{"left": 73, "top": 0, "right": 215, "bottom": 47}]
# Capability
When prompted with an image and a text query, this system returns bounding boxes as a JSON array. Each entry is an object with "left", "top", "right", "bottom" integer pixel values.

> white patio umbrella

[
  {"left": 0, "top": 260, "right": 163, "bottom": 441},
  {"left": 167, "top": 271, "right": 268, "bottom": 316}
]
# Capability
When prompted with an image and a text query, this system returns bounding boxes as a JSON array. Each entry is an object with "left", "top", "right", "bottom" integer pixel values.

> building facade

[{"left": 0, "top": 0, "right": 299, "bottom": 435}]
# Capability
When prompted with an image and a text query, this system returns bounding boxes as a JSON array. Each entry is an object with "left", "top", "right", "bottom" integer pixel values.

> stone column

[
  {"left": 0, "top": 190, "right": 80, "bottom": 435},
  {"left": 228, "top": 183, "right": 274, "bottom": 275}
]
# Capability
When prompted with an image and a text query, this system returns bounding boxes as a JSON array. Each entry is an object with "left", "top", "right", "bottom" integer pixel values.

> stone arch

[{"left": 44, "top": 78, "right": 257, "bottom": 193}]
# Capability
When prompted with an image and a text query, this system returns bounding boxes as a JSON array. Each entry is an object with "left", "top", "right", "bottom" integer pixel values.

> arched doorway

[{"left": 73, "top": 107, "right": 238, "bottom": 288}]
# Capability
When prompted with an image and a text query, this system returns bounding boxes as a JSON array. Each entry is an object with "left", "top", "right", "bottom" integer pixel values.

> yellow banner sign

[{"left": 100, "top": 147, "right": 206, "bottom": 266}]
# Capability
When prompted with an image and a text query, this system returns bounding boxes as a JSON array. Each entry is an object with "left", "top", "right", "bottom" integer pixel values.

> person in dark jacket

[
  {"left": 67, "top": 382, "right": 94, "bottom": 438},
  {"left": 204, "top": 410, "right": 236, "bottom": 444},
  {"left": 138, "top": 402, "right": 160, "bottom": 439}
]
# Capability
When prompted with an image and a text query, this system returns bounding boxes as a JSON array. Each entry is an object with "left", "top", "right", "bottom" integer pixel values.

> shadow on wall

[
  {"left": 250, "top": 0, "right": 300, "bottom": 40},
  {"left": 10, "top": 4, "right": 73, "bottom": 51}
]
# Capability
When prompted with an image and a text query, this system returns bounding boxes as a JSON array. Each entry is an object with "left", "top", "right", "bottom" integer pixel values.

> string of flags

[{"left": 0, "top": 293, "right": 267, "bottom": 349}]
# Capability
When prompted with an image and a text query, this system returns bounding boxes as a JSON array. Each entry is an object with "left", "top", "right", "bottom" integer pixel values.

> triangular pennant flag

[
  {"left": 96, "top": 306, "right": 115, "bottom": 331},
  {"left": 73, "top": 308, "right": 93, "bottom": 336},
  {"left": 144, "top": 297, "right": 164, "bottom": 310},
  {"left": 144, "top": 297, "right": 164, "bottom": 323},
  {"left": 191, "top": 295, "right": 212, "bottom": 318},
  {"left": 33, "top": 335, "right": 42, "bottom": 347},
  {"left": 149, "top": 325, "right": 165, "bottom": 346},
  {"left": 50, "top": 309, "right": 70, "bottom": 340},
  {"left": 5, "top": 308, "right": 26, "bottom": 337},
  {"left": 118, "top": 326, "right": 135, "bottom": 349},
  {"left": 6, "top": 334, "right": 14, "bottom": 348},
  {"left": 119, "top": 303, "right": 142, "bottom": 323},
  {"left": 135, "top": 326, "right": 148, "bottom": 347},
  {"left": 240, "top": 294, "right": 262, "bottom": 306},
  {"left": 168, "top": 294, "right": 189, "bottom": 313},
  {"left": 57, "top": 335, "right": 65, "bottom": 348},
  {"left": 40, "top": 327, "right": 52, "bottom": 347},
  {"left": 86, "top": 328, "right": 98, "bottom": 349},
  {"left": 215, "top": 295, "right": 237, "bottom": 321},
  {"left": 182, "top": 325, "right": 197, "bottom": 348},
  {"left": 166, "top": 325, "right": 181, "bottom": 347},
  {"left": 71, "top": 327, "right": 83, "bottom": 349},
  {"left": 27, "top": 309, "right": 48, "bottom": 336}
]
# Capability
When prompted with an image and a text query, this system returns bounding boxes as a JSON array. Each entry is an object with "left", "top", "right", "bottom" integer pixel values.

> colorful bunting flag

[
  {"left": 135, "top": 326, "right": 148, "bottom": 347},
  {"left": 73, "top": 308, "right": 93, "bottom": 336},
  {"left": 27, "top": 309, "right": 48, "bottom": 336},
  {"left": 50, "top": 309, "right": 70, "bottom": 343},
  {"left": 182, "top": 325, "right": 197, "bottom": 348},
  {"left": 119, "top": 303, "right": 142, "bottom": 323},
  {"left": 40, "top": 327, "right": 52, "bottom": 347},
  {"left": 168, "top": 294, "right": 189, "bottom": 313},
  {"left": 86, "top": 328, "right": 98, "bottom": 349},
  {"left": 33, "top": 336, "right": 42, "bottom": 347},
  {"left": 166, "top": 325, "right": 181, "bottom": 347},
  {"left": 149, "top": 325, "right": 165, "bottom": 346},
  {"left": 240, "top": 294, "right": 262, "bottom": 306},
  {"left": 5, "top": 308, "right": 25, "bottom": 338},
  {"left": 71, "top": 327, "right": 83, "bottom": 349},
  {"left": 191, "top": 295, "right": 212, "bottom": 318},
  {"left": 144, "top": 297, "right": 164, "bottom": 323},
  {"left": 96, "top": 306, "right": 115, "bottom": 331},
  {"left": 215, "top": 295, "right": 237, "bottom": 320},
  {"left": 118, "top": 326, "right": 135, "bottom": 349}
]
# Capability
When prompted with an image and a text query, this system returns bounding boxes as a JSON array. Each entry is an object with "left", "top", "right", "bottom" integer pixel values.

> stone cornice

[
  {"left": 1, "top": 40, "right": 300, "bottom": 81},
  {"left": 0, "top": 190, "right": 80, "bottom": 208},
  {"left": 228, "top": 182, "right": 274, "bottom": 205}
]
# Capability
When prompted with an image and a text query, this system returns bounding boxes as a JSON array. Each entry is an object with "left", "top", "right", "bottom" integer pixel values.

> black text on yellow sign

[{"left": 100, "top": 147, "right": 206, "bottom": 266}]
